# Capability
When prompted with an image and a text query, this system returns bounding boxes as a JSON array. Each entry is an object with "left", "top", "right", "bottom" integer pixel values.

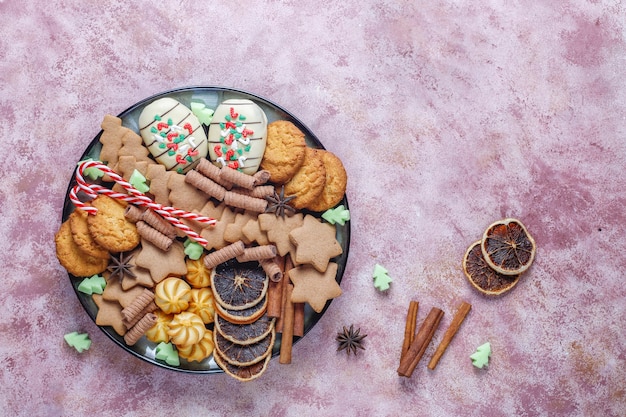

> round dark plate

[{"left": 62, "top": 86, "right": 350, "bottom": 373}]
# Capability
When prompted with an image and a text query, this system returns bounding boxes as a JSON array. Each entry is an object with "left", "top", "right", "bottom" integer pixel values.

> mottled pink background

[{"left": 1, "top": 1, "right": 625, "bottom": 416}]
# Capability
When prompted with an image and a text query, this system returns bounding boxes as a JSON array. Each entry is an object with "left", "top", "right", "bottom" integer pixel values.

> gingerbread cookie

[
  {"left": 306, "top": 149, "right": 347, "bottom": 212},
  {"left": 167, "top": 172, "right": 210, "bottom": 212},
  {"left": 93, "top": 293, "right": 127, "bottom": 336},
  {"left": 87, "top": 195, "right": 140, "bottom": 252},
  {"left": 258, "top": 212, "right": 304, "bottom": 258},
  {"left": 135, "top": 239, "right": 188, "bottom": 283},
  {"left": 145, "top": 164, "right": 174, "bottom": 206},
  {"left": 99, "top": 115, "right": 129, "bottom": 174},
  {"left": 259, "top": 120, "right": 307, "bottom": 184},
  {"left": 283, "top": 148, "right": 326, "bottom": 210},
  {"left": 55, "top": 220, "right": 109, "bottom": 277},
  {"left": 289, "top": 214, "right": 342, "bottom": 272},
  {"left": 289, "top": 262, "right": 342, "bottom": 313}
]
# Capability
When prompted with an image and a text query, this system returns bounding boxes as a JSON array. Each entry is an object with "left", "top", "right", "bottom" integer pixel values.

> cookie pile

[{"left": 55, "top": 94, "right": 349, "bottom": 380}]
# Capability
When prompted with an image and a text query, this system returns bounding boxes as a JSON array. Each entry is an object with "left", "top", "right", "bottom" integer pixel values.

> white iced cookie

[
  {"left": 207, "top": 99, "right": 268, "bottom": 175},
  {"left": 138, "top": 98, "right": 208, "bottom": 174}
]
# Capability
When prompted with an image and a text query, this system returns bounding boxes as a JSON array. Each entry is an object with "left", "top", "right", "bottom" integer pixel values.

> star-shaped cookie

[
  {"left": 102, "top": 272, "right": 147, "bottom": 308},
  {"left": 199, "top": 206, "right": 236, "bottom": 250},
  {"left": 258, "top": 212, "right": 303, "bottom": 257},
  {"left": 289, "top": 214, "right": 342, "bottom": 272},
  {"left": 289, "top": 262, "right": 342, "bottom": 313},
  {"left": 167, "top": 172, "right": 210, "bottom": 212},
  {"left": 135, "top": 239, "right": 188, "bottom": 283},
  {"left": 93, "top": 293, "right": 127, "bottom": 336}
]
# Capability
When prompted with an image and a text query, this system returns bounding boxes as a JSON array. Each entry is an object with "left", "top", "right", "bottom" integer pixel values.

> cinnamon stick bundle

[
  {"left": 427, "top": 301, "right": 472, "bottom": 370},
  {"left": 397, "top": 307, "right": 444, "bottom": 377}
]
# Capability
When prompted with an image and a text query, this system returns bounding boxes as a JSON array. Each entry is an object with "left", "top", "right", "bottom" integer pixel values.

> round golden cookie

[
  {"left": 155, "top": 277, "right": 192, "bottom": 314},
  {"left": 55, "top": 220, "right": 109, "bottom": 277},
  {"left": 185, "top": 255, "right": 211, "bottom": 288},
  {"left": 177, "top": 330, "right": 215, "bottom": 363},
  {"left": 167, "top": 311, "right": 206, "bottom": 347},
  {"left": 87, "top": 195, "right": 140, "bottom": 252},
  {"left": 145, "top": 310, "right": 174, "bottom": 343},
  {"left": 306, "top": 149, "right": 347, "bottom": 212},
  {"left": 283, "top": 148, "right": 326, "bottom": 210},
  {"left": 259, "top": 120, "right": 307, "bottom": 184},
  {"left": 68, "top": 209, "right": 109, "bottom": 259},
  {"left": 187, "top": 288, "right": 216, "bottom": 324}
]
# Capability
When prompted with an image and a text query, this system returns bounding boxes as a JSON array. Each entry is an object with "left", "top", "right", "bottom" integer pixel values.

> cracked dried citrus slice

[
  {"left": 480, "top": 218, "right": 536, "bottom": 276},
  {"left": 210, "top": 260, "right": 268, "bottom": 311},
  {"left": 213, "top": 327, "right": 275, "bottom": 367},
  {"left": 463, "top": 241, "right": 521, "bottom": 296},
  {"left": 213, "top": 348, "right": 271, "bottom": 382},
  {"left": 214, "top": 314, "right": 275, "bottom": 345},
  {"left": 214, "top": 294, "right": 268, "bottom": 325}
]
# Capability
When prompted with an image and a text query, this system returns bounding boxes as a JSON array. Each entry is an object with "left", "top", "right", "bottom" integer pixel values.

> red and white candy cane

[{"left": 70, "top": 160, "right": 215, "bottom": 246}]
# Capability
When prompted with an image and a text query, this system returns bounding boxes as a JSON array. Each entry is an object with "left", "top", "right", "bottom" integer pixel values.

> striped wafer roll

[
  {"left": 136, "top": 221, "right": 174, "bottom": 251},
  {"left": 124, "top": 301, "right": 158, "bottom": 328},
  {"left": 230, "top": 185, "right": 275, "bottom": 199},
  {"left": 236, "top": 245, "right": 277, "bottom": 263},
  {"left": 253, "top": 170, "right": 271, "bottom": 185},
  {"left": 139, "top": 209, "right": 178, "bottom": 239},
  {"left": 219, "top": 166, "right": 256, "bottom": 190},
  {"left": 121, "top": 289, "right": 155, "bottom": 324},
  {"left": 185, "top": 170, "right": 227, "bottom": 201},
  {"left": 124, "top": 313, "right": 158, "bottom": 346},
  {"left": 223, "top": 190, "right": 267, "bottom": 213},
  {"left": 196, "top": 158, "right": 233, "bottom": 189},
  {"left": 259, "top": 258, "right": 283, "bottom": 282},
  {"left": 203, "top": 241, "right": 246, "bottom": 269}
]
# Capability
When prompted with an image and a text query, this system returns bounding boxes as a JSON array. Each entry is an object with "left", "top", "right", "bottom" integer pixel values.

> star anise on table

[
  {"left": 336, "top": 324, "right": 367, "bottom": 356},
  {"left": 265, "top": 186, "right": 296, "bottom": 218},
  {"left": 107, "top": 252, "right": 136, "bottom": 282}
]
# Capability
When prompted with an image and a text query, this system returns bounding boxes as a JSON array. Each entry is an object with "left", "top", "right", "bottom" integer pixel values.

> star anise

[
  {"left": 336, "top": 324, "right": 367, "bottom": 356},
  {"left": 107, "top": 252, "right": 136, "bottom": 282},
  {"left": 264, "top": 186, "right": 296, "bottom": 218}
]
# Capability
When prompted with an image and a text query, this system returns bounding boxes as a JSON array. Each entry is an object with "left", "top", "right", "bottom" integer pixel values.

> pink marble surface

[{"left": 1, "top": 0, "right": 625, "bottom": 416}]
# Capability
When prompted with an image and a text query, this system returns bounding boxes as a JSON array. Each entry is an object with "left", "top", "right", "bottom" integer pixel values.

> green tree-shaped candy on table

[
  {"left": 470, "top": 342, "right": 491, "bottom": 369},
  {"left": 64, "top": 332, "right": 91, "bottom": 353},
  {"left": 372, "top": 263, "right": 392, "bottom": 291}
]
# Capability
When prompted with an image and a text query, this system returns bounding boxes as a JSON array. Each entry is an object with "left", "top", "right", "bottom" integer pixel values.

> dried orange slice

[
  {"left": 214, "top": 314, "right": 275, "bottom": 345},
  {"left": 210, "top": 260, "right": 268, "bottom": 311},
  {"left": 480, "top": 218, "right": 536, "bottom": 276},
  {"left": 214, "top": 294, "right": 268, "bottom": 325},
  {"left": 463, "top": 241, "right": 521, "bottom": 296},
  {"left": 213, "top": 327, "right": 275, "bottom": 367},
  {"left": 213, "top": 348, "right": 271, "bottom": 382}
]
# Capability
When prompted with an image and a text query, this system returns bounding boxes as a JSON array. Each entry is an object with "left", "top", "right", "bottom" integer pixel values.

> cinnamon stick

[
  {"left": 427, "top": 301, "right": 472, "bottom": 370},
  {"left": 267, "top": 256, "right": 285, "bottom": 319},
  {"left": 293, "top": 302, "right": 305, "bottom": 337},
  {"left": 276, "top": 255, "right": 294, "bottom": 332},
  {"left": 397, "top": 307, "right": 444, "bottom": 377},
  {"left": 401, "top": 301, "right": 419, "bottom": 361},
  {"left": 279, "top": 283, "right": 295, "bottom": 364}
]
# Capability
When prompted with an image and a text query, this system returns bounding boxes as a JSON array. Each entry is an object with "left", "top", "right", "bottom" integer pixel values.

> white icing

[
  {"left": 138, "top": 97, "right": 208, "bottom": 173},
  {"left": 207, "top": 98, "right": 268, "bottom": 175}
]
